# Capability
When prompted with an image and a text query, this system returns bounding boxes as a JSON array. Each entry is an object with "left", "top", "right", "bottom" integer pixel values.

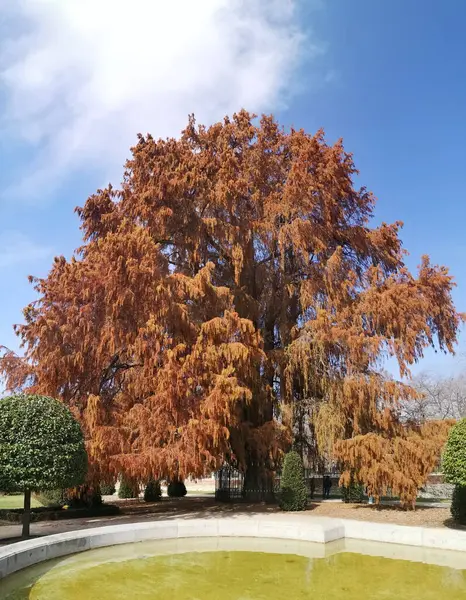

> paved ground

[{"left": 0, "top": 496, "right": 460, "bottom": 546}]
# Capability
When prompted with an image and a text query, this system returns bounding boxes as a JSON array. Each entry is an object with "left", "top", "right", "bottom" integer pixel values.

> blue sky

[{"left": 1, "top": 0, "right": 465, "bottom": 377}]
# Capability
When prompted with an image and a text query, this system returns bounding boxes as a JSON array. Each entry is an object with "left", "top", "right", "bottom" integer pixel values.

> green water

[{"left": 3, "top": 541, "right": 466, "bottom": 599}]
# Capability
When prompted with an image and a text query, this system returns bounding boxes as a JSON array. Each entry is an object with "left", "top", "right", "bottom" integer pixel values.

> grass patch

[{"left": 0, "top": 494, "right": 43, "bottom": 509}]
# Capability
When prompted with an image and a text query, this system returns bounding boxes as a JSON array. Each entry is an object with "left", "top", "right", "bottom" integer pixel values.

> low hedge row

[{"left": 0, "top": 504, "right": 120, "bottom": 523}]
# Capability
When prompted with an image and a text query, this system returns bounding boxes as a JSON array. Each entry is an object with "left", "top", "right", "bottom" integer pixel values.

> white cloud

[
  {"left": 0, "top": 0, "right": 316, "bottom": 201},
  {"left": 0, "top": 231, "right": 52, "bottom": 268}
]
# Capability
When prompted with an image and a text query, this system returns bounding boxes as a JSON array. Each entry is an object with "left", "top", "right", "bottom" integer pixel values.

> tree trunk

[
  {"left": 243, "top": 463, "right": 274, "bottom": 502},
  {"left": 22, "top": 488, "right": 31, "bottom": 539}
]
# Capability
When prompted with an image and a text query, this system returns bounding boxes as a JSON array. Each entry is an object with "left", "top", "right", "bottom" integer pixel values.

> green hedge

[
  {"left": 34, "top": 489, "right": 66, "bottom": 507},
  {"left": 279, "top": 451, "right": 308, "bottom": 511},
  {"left": 0, "top": 504, "right": 120, "bottom": 523},
  {"left": 35, "top": 486, "right": 103, "bottom": 509}
]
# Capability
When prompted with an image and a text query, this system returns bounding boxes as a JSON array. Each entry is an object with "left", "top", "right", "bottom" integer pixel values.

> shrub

[
  {"left": 100, "top": 481, "right": 116, "bottom": 496},
  {"left": 443, "top": 418, "right": 466, "bottom": 524},
  {"left": 451, "top": 485, "right": 466, "bottom": 524},
  {"left": 118, "top": 477, "right": 140, "bottom": 499},
  {"left": 167, "top": 480, "right": 187, "bottom": 498},
  {"left": 443, "top": 418, "right": 466, "bottom": 486},
  {"left": 144, "top": 479, "right": 162, "bottom": 502},
  {"left": 0, "top": 504, "right": 120, "bottom": 523},
  {"left": 215, "top": 489, "right": 231, "bottom": 502},
  {"left": 279, "top": 451, "right": 308, "bottom": 511},
  {"left": 34, "top": 489, "right": 65, "bottom": 507},
  {"left": 67, "top": 486, "right": 102, "bottom": 508},
  {"left": 0, "top": 394, "right": 87, "bottom": 537},
  {"left": 340, "top": 478, "right": 365, "bottom": 503}
]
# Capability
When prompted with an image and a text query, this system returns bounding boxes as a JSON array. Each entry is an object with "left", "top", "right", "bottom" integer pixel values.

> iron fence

[{"left": 214, "top": 466, "right": 342, "bottom": 502}]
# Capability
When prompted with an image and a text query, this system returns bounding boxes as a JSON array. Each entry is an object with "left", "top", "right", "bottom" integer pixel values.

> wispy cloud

[
  {"left": 0, "top": 231, "right": 52, "bottom": 269},
  {"left": 0, "top": 0, "right": 320, "bottom": 202}
]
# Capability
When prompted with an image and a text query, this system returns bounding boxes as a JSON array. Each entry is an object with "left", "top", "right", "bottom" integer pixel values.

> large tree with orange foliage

[{"left": 1, "top": 111, "right": 461, "bottom": 504}]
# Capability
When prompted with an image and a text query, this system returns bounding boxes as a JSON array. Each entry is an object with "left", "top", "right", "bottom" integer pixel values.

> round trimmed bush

[
  {"left": 0, "top": 394, "right": 87, "bottom": 492},
  {"left": 118, "top": 477, "right": 139, "bottom": 499},
  {"left": 279, "top": 451, "right": 308, "bottom": 511},
  {"left": 167, "top": 480, "right": 187, "bottom": 498},
  {"left": 0, "top": 394, "right": 87, "bottom": 537},
  {"left": 144, "top": 479, "right": 162, "bottom": 502}
]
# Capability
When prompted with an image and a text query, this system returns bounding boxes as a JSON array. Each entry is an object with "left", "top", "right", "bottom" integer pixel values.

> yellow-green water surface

[{"left": 3, "top": 541, "right": 466, "bottom": 600}]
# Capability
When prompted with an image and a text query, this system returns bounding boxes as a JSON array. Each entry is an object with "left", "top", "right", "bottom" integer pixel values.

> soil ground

[{"left": 0, "top": 495, "right": 460, "bottom": 546}]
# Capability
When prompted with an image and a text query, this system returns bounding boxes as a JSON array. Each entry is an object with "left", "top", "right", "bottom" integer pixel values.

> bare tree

[{"left": 405, "top": 372, "right": 466, "bottom": 423}]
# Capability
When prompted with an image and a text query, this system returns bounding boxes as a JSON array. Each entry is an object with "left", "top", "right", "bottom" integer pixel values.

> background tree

[
  {"left": 0, "top": 111, "right": 462, "bottom": 503},
  {"left": 404, "top": 372, "right": 466, "bottom": 423},
  {"left": 0, "top": 394, "right": 87, "bottom": 537}
]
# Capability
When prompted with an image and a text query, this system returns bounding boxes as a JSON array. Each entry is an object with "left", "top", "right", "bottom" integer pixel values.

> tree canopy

[
  {"left": 0, "top": 394, "right": 87, "bottom": 492},
  {"left": 0, "top": 110, "right": 462, "bottom": 504},
  {"left": 0, "top": 393, "right": 87, "bottom": 536}
]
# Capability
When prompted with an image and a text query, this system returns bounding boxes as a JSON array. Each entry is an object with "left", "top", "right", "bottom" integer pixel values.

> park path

[{"left": 0, "top": 495, "right": 454, "bottom": 546}]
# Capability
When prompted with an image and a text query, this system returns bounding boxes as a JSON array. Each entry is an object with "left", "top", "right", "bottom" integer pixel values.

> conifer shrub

[
  {"left": 279, "top": 451, "right": 308, "bottom": 511},
  {"left": 144, "top": 479, "right": 162, "bottom": 502},
  {"left": 451, "top": 485, "right": 466, "bottom": 524},
  {"left": 100, "top": 481, "right": 116, "bottom": 496},
  {"left": 118, "top": 477, "right": 139, "bottom": 499},
  {"left": 443, "top": 418, "right": 466, "bottom": 486},
  {"left": 443, "top": 419, "right": 466, "bottom": 522},
  {"left": 167, "top": 480, "right": 187, "bottom": 497},
  {"left": 340, "top": 476, "right": 365, "bottom": 503}
]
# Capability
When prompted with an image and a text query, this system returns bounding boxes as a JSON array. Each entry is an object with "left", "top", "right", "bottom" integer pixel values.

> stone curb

[{"left": 1, "top": 515, "right": 466, "bottom": 580}]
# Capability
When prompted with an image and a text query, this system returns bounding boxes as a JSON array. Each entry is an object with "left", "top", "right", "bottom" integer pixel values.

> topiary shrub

[
  {"left": 443, "top": 418, "right": 466, "bottom": 486},
  {"left": 167, "top": 480, "right": 187, "bottom": 498},
  {"left": 0, "top": 394, "right": 87, "bottom": 537},
  {"left": 144, "top": 479, "right": 162, "bottom": 502},
  {"left": 279, "top": 451, "right": 308, "bottom": 511},
  {"left": 118, "top": 477, "right": 140, "bottom": 499},
  {"left": 443, "top": 419, "right": 466, "bottom": 523},
  {"left": 100, "top": 481, "right": 116, "bottom": 496}
]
